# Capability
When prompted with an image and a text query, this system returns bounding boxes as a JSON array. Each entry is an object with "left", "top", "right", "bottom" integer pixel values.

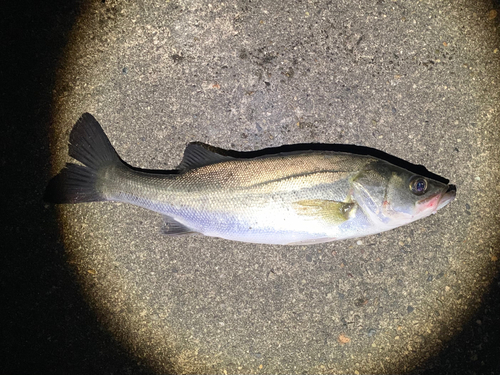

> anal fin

[
  {"left": 287, "top": 237, "right": 336, "bottom": 245},
  {"left": 162, "top": 216, "right": 196, "bottom": 236}
]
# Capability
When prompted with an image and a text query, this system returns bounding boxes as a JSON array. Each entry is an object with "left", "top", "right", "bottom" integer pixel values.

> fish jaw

[
  {"left": 415, "top": 185, "right": 456, "bottom": 217},
  {"left": 436, "top": 185, "right": 456, "bottom": 212},
  {"left": 415, "top": 193, "right": 442, "bottom": 216}
]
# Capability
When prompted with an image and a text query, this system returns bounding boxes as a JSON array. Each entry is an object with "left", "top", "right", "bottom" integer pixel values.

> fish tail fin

[
  {"left": 45, "top": 163, "right": 104, "bottom": 203},
  {"left": 45, "top": 113, "right": 122, "bottom": 203}
]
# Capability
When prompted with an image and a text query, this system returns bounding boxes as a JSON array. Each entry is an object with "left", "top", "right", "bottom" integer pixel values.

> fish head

[{"left": 351, "top": 160, "right": 456, "bottom": 228}]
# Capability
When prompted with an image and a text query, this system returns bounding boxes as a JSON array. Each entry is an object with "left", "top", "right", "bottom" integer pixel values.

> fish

[{"left": 45, "top": 113, "right": 456, "bottom": 245}]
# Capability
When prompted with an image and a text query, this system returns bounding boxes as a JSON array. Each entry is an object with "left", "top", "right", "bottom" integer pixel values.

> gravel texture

[{"left": 45, "top": 0, "right": 500, "bottom": 374}]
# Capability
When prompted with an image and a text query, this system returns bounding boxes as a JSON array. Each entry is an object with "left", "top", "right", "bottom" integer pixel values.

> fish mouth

[
  {"left": 437, "top": 184, "right": 456, "bottom": 211},
  {"left": 415, "top": 185, "right": 456, "bottom": 215}
]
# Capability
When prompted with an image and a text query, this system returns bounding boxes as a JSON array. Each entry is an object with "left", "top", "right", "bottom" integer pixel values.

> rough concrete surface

[{"left": 49, "top": 0, "right": 500, "bottom": 374}]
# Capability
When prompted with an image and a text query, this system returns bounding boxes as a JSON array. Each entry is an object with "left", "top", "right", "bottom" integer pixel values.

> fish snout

[{"left": 437, "top": 185, "right": 456, "bottom": 211}]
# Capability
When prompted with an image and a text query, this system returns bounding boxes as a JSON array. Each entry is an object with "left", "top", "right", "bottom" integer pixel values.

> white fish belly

[{"left": 163, "top": 202, "right": 378, "bottom": 245}]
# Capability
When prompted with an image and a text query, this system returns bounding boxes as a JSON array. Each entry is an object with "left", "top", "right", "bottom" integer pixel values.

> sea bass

[{"left": 45, "top": 113, "right": 456, "bottom": 245}]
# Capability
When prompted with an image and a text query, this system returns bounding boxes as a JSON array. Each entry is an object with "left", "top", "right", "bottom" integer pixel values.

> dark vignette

[
  {"left": 0, "top": 0, "right": 498, "bottom": 374},
  {"left": 0, "top": 1, "right": 156, "bottom": 374}
]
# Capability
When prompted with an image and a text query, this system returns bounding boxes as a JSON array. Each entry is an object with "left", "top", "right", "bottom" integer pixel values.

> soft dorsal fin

[{"left": 178, "top": 143, "right": 234, "bottom": 171}]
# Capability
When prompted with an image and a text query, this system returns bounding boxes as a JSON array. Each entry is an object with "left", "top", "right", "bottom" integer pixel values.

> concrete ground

[{"left": 46, "top": 0, "right": 500, "bottom": 373}]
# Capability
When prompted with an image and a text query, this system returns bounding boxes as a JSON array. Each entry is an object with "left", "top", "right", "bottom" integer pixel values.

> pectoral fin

[{"left": 292, "top": 199, "right": 356, "bottom": 225}]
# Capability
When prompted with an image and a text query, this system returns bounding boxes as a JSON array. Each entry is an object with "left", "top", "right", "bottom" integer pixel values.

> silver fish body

[{"left": 46, "top": 114, "right": 456, "bottom": 245}]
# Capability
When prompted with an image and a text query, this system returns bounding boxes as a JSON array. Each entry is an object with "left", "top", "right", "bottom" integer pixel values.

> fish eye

[{"left": 410, "top": 177, "right": 428, "bottom": 195}]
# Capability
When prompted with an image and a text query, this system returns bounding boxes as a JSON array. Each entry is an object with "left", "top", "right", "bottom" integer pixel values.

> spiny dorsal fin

[{"left": 178, "top": 143, "right": 234, "bottom": 171}]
